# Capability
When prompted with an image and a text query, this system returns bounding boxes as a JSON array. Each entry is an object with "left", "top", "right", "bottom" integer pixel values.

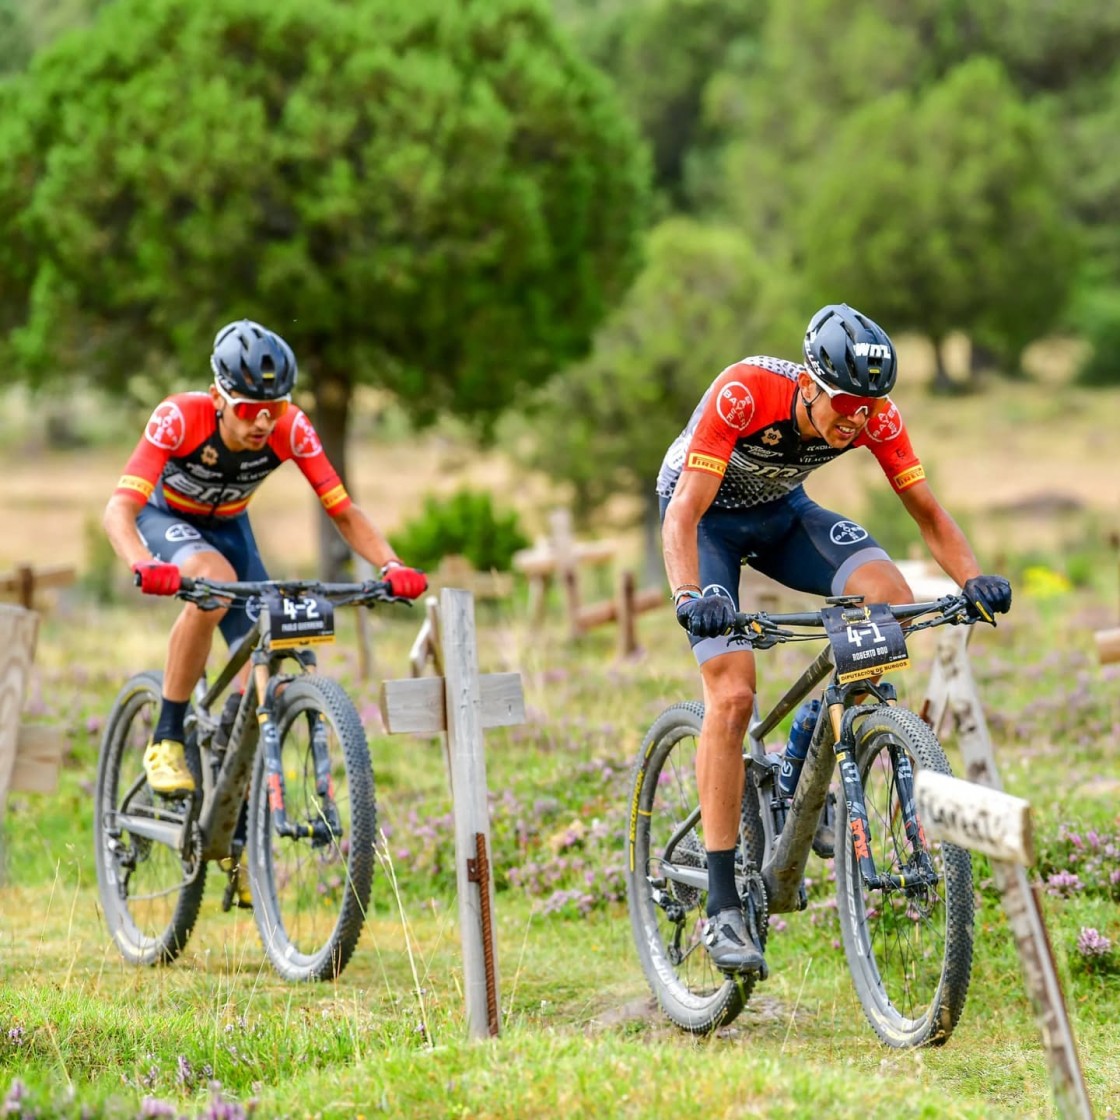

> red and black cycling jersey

[
  {"left": 656, "top": 357, "right": 925, "bottom": 509},
  {"left": 114, "top": 392, "right": 351, "bottom": 521}
]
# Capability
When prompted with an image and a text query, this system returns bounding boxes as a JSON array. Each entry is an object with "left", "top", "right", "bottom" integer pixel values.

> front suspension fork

[
  {"left": 829, "top": 688, "right": 935, "bottom": 893},
  {"left": 253, "top": 660, "right": 336, "bottom": 843}
]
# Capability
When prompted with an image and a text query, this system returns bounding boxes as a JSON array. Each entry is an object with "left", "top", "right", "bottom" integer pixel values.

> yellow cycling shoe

[
  {"left": 143, "top": 738, "right": 196, "bottom": 796},
  {"left": 236, "top": 850, "right": 253, "bottom": 909}
]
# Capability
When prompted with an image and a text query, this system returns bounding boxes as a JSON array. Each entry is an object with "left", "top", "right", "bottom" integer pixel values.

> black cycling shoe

[{"left": 703, "top": 907, "right": 766, "bottom": 974}]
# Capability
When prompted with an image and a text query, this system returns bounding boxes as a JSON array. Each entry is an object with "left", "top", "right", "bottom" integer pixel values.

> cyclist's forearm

[
  {"left": 917, "top": 512, "right": 981, "bottom": 587},
  {"left": 662, "top": 473, "right": 721, "bottom": 592},
  {"left": 330, "top": 504, "right": 398, "bottom": 570},
  {"left": 102, "top": 495, "right": 153, "bottom": 568}
]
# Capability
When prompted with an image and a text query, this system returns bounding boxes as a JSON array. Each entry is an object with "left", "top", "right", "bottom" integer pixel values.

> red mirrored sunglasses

[
  {"left": 805, "top": 369, "right": 884, "bottom": 418},
  {"left": 215, "top": 382, "right": 290, "bottom": 422}
]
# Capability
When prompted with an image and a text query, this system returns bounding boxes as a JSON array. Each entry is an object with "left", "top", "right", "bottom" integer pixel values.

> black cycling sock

[
  {"left": 154, "top": 698, "right": 189, "bottom": 744},
  {"left": 705, "top": 848, "right": 740, "bottom": 916}
]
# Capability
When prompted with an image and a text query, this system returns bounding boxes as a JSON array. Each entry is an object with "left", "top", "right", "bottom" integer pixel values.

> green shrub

[
  {"left": 1074, "top": 286, "right": 1120, "bottom": 386},
  {"left": 389, "top": 489, "right": 530, "bottom": 573}
]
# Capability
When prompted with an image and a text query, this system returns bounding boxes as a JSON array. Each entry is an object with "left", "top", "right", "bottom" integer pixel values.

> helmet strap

[{"left": 801, "top": 390, "right": 827, "bottom": 440}]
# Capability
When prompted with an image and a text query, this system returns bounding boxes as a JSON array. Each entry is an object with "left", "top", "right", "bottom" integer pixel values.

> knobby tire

[
  {"left": 94, "top": 671, "right": 207, "bottom": 966},
  {"left": 626, "top": 702, "right": 767, "bottom": 1034},
  {"left": 247, "top": 676, "right": 376, "bottom": 982},
  {"left": 836, "top": 706, "right": 974, "bottom": 1047}
]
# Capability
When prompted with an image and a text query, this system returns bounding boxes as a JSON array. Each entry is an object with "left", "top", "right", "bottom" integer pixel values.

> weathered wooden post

[
  {"left": 1094, "top": 628, "right": 1120, "bottom": 665},
  {"left": 920, "top": 623, "right": 1094, "bottom": 1120},
  {"left": 0, "top": 605, "right": 67, "bottom": 881},
  {"left": 379, "top": 588, "right": 525, "bottom": 1039}
]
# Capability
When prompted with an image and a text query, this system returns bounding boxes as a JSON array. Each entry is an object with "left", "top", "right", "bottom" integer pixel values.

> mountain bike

[
  {"left": 627, "top": 593, "right": 981, "bottom": 1046},
  {"left": 94, "top": 575, "right": 402, "bottom": 982}
]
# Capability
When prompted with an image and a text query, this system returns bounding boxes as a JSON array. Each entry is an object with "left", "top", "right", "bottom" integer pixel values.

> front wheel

[
  {"left": 836, "top": 706, "right": 974, "bottom": 1047},
  {"left": 626, "top": 702, "right": 767, "bottom": 1034},
  {"left": 93, "top": 671, "right": 207, "bottom": 966},
  {"left": 247, "top": 676, "right": 376, "bottom": 981}
]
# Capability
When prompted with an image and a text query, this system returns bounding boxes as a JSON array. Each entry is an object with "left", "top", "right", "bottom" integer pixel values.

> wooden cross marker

[
  {"left": 378, "top": 588, "right": 525, "bottom": 1040},
  {"left": 919, "top": 623, "right": 1094, "bottom": 1120}
]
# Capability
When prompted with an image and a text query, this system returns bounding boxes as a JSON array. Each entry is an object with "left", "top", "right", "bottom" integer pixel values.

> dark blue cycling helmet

[
  {"left": 803, "top": 304, "right": 897, "bottom": 397},
  {"left": 210, "top": 319, "right": 297, "bottom": 399}
]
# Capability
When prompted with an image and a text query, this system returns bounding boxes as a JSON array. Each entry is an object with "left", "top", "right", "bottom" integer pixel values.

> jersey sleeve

[
  {"left": 114, "top": 396, "right": 194, "bottom": 505},
  {"left": 856, "top": 401, "right": 926, "bottom": 493},
  {"left": 274, "top": 408, "right": 353, "bottom": 516},
  {"left": 683, "top": 364, "right": 774, "bottom": 479}
]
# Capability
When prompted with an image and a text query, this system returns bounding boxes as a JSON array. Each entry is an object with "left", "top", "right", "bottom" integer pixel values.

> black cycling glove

[
  {"left": 676, "top": 593, "right": 737, "bottom": 638},
  {"left": 962, "top": 574, "right": 1012, "bottom": 625}
]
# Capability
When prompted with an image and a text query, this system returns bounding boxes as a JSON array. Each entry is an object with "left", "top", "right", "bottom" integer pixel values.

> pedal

[{"left": 218, "top": 854, "right": 253, "bottom": 911}]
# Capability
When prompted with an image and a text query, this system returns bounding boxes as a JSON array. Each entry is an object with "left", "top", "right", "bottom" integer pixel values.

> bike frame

[{"left": 658, "top": 597, "right": 969, "bottom": 915}]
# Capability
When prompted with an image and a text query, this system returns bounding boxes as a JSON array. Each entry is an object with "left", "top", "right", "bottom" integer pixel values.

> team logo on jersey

[
  {"left": 201, "top": 445, "right": 218, "bottom": 466},
  {"left": 290, "top": 411, "right": 322, "bottom": 458},
  {"left": 716, "top": 381, "right": 754, "bottom": 431},
  {"left": 864, "top": 402, "right": 901, "bottom": 443},
  {"left": 830, "top": 520, "right": 869, "bottom": 545},
  {"left": 165, "top": 523, "right": 202, "bottom": 543},
  {"left": 144, "top": 402, "right": 185, "bottom": 451},
  {"left": 761, "top": 427, "right": 781, "bottom": 446}
]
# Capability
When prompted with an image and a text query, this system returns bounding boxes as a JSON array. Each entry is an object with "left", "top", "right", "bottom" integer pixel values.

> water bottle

[{"left": 777, "top": 698, "right": 821, "bottom": 798}]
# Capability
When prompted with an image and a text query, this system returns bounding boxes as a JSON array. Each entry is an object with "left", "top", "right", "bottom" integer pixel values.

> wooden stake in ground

[{"left": 379, "top": 588, "right": 525, "bottom": 1040}]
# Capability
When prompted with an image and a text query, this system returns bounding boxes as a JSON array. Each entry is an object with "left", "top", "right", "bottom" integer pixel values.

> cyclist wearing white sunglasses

[
  {"left": 655, "top": 302, "right": 1011, "bottom": 975},
  {"left": 103, "top": 319, "right": 428, "bottom": 797}
]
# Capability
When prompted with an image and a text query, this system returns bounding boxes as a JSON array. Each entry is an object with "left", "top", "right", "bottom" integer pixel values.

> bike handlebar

[
  {"left": 731, "top": 593, "right": 976, "bottom": 648},
  {"left": 149, "top": 575, "right": 409, "bottom": 610}
]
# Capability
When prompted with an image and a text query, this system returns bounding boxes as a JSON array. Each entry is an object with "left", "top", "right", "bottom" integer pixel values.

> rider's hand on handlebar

[
  {"left": 962, "top": 574, "right": 1012, "bottom": 625},
  {"left": 675, "top": 592, "right": 737, "bottom": 638},
  {"left": 131, "top": 560, "right": 182, "bottom": 596},
  {"left": 380, "top": 561, "right": 427, "bottom": 600}
]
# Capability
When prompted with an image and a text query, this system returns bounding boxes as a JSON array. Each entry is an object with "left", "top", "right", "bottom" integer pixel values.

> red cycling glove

[
  {"left": 381, "top": 561, "right": 427, "bottom": 600},
  {"left": 132, "top": 560, "right": 182, "bottom": 596}
]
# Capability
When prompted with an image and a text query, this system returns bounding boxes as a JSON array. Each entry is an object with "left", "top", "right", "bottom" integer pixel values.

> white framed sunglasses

[
  {"left": 804, "top": 367, "right": 885, "bottom": 418},
  {"left": 214, "top": 381, "right": 291, "bottom": 422}
]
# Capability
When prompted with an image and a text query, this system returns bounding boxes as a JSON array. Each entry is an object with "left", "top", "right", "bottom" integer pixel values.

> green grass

[{"left": 2, "top": 589, "right": 1119, "bottom": 1118}]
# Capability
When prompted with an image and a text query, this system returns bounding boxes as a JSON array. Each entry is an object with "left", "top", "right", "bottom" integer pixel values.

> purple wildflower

[{"left": 1076, "top": 927, "right": 1113, "bottom": 958}]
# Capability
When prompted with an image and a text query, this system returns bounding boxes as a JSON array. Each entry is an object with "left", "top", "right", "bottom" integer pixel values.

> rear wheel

[
  {"left": 626, "top": 703, "right": 767, "bottom": 1033},
  {"left": 248, "top": 676, "right": 376, "bottom": 981},
  {"left": 93, "top": 671, "right": 206, "bottom": 966},
  {"left": 836, "top": 706, "right": 974, "bottom": 1047}
]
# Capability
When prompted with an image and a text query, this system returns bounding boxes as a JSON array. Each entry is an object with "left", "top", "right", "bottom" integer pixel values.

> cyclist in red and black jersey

[
  {"left": 658, "top": 304, "right": 1012, "bottom": 974},
  {"left": 103, "top": 320, "right": 427, "bottom": 796}
]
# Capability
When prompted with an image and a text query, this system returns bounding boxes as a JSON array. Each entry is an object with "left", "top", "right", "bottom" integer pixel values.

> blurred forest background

[{"left": 1, "top": 0, "right": 1118, "bottom": 585}]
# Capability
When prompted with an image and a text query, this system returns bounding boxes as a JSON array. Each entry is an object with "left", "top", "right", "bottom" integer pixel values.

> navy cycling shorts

[
  {"left": 136, "top": 505, "right": 269, "bottom": 647},
  {"left": 661, "top": 486, "right": 890, "bottom": 664}
]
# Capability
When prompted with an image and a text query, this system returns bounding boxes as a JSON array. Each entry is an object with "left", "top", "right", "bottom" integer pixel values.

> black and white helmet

[
  {"left": 803, "top": 304, "right": 897, "bottom": 397},
  {"left": 210, "top": 320, "right": 297, "bottom": 399}
]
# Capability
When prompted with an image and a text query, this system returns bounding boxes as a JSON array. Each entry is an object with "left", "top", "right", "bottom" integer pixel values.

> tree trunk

[
  {"left": 929, "top": 337, "right": 957, "bottom": 395},
  {"left": 312, "top": 372, "right": 355, "bottom": 582}
]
